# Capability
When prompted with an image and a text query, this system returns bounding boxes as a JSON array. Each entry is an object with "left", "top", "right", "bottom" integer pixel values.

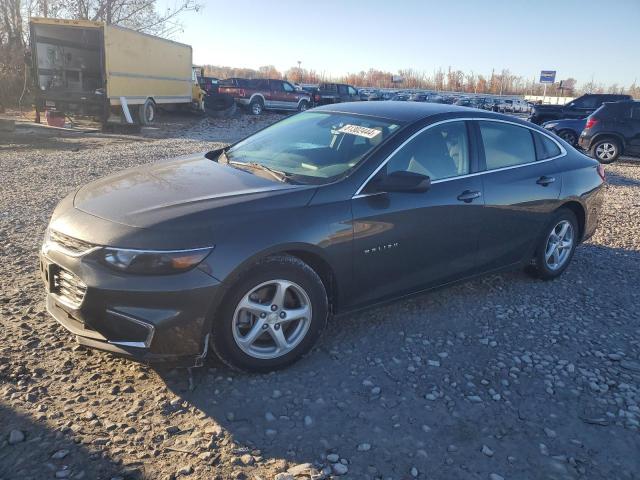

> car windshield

[{"left": 225, "top": 112, "right": 402, "bottom": 184}]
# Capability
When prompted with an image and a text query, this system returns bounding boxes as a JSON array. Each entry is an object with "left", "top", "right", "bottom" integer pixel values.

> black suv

[
  {"left": 578, "top": 100, "right": 640, "bottom": 163},
  {"left": 529, "top": 93, "right": 631, "bottom": 124}
]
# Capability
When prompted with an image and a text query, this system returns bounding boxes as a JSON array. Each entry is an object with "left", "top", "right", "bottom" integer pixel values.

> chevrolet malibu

[{"left": 40, "top": 102, "right": 604, "bottom": 372}]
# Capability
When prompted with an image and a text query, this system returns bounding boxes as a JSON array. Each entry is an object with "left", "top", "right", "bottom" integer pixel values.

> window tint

[
  {"left": 338, "top": 85, "right": 349, "bottom": 94},
  {"left": 348, "top": 86, "right": 357, "bottom": 95},
  {"left": 479, "top": 122, "right": 535, "bottom": 169},
  {"left": 574, "top": 96, "right": 599, "bottom": 109},
  {"left": 386, "top": 121, "right": 469, "bottom": 181},
  {"left": 283, "top": 82, "right": 294, "bottom": 92},
  {"left": 533, "top": 132, "right": 561, "bottom": 160}
]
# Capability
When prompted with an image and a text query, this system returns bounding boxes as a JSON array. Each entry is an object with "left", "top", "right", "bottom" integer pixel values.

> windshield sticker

[{"left": 338, "top": 124, "right": 382, "bottom": 139}]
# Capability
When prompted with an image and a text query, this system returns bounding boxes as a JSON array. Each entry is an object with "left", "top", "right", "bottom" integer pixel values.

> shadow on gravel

[
  {"left": 0, "top": 403, "right": 129, "bottom": 480},
  {"left": 605, "top": 169, "right": 640, "bottom": 187}
]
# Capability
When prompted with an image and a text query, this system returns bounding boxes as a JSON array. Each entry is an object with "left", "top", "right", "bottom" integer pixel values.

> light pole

[{"left": 297, "top": 60, "right": 302, "bottom": 83}]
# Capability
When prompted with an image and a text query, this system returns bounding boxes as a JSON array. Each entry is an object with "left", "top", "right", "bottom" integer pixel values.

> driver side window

[
  {"left": 283, "top": 82, "right": 294, "bottom": 92},
  {"left": 386, "top": 121, "right": 470, "bottom": 181}
]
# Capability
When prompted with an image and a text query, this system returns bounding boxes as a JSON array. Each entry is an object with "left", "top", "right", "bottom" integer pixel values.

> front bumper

[{"left": 39, "top": 245, "right": 223, "bottom": 366}]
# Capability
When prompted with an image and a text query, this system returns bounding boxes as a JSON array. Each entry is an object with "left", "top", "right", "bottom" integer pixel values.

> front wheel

[
  {"left": 527, "top": 209, "right": 578, "bottom": 280},
  {"left": 591, "top": 138, "right": 621, "bottom": 164},
  {"left": 298, "top": 100, "right": 309, "bottom": 112},
  {"left": 138, "top": 98, "right": 156, "bottom": 125},
  {"left": 249, "top": 98, "right": 264, "bottom": 115},
  {"left": 557, "top": 129, "right": 578, "bottom": 146},
  {"left": 211, "top": 255, "right": 328, "bottom": 372}
]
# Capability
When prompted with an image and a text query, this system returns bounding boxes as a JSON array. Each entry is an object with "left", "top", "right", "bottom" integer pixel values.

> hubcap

[
  {"left": 544, "top": 220, "right": 574, "bottom": 271},
  {"left": 595, "top": 142, "right": 616, "bottom": 160},
  {"left": 146, "top": 104, "right": 154, "bottom": 122},
  {"left": 232, "top": 280, "right": 312, "bottom": 359},
  {"left": 252, "top": 103, "right": 262, "bottom": 114}
]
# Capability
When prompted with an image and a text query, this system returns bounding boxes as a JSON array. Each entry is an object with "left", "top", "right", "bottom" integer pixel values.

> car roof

[{"left": 312, "top": 101, "right": 469, "bottom": 122}]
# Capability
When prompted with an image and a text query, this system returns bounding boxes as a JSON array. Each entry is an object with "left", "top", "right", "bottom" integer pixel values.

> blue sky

[{"left": 162, "top": 0, "right": 639, "bottom": 87}]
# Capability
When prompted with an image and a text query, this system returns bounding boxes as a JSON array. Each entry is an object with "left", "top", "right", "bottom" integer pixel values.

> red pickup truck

[{"left": 217, "top": 78, "right": 311, "bottom": 115}]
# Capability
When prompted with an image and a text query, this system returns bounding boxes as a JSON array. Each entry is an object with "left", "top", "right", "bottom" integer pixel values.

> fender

[
  {"left": 248, "top": 93, "right": 266, "bottom": 105},
  {"left": 591, "top": 131, "right": 626, "bottom": 149}
]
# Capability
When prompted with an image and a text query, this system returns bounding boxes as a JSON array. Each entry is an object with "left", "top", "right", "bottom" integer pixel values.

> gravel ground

[{"left": 1, "top": 114, "right": 639, "bottom": 480}]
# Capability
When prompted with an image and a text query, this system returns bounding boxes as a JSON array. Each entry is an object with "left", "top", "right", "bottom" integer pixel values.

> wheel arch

[
  {"left": 249, "top": 93, "right": 265, "bottom": 105},
  {"left": 215, "top": 243, "right": 339, "bottom": 315},
  {"left": 557, "top": 200, "right": 586, "bottom": 241},
  {"left": 591, "top": 132, "right": 626, "bottom": 150}
]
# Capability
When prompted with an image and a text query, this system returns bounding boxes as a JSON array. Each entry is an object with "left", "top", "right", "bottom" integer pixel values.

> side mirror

[
  {"left": 373, "top": 171, "right": 431, "bottom": 193},
  {"left": 205, "top": 148, "right": 225, "bottom": 161}
]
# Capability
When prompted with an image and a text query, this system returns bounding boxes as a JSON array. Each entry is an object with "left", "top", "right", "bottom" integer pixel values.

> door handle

[
  {"left": 536, "top": 176, "right": 556, "bottom": 186},
  {"left": 457, "top": 190, "right": 482, "bottom": 203}
]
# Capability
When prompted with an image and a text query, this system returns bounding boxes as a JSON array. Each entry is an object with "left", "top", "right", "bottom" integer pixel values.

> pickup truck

[
  {"left": 313, "top": 83, "right": 360, "bottom": 105},
  {"left": 528, "top": 93, "right": 631, "bottom": 125},
  {"left": 217, "top": 78, "right": 311, "bottom": 115}
]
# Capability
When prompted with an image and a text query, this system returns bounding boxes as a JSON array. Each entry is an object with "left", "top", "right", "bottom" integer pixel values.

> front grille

[
  {"left": 53, "top": 266, "right": 87, "bottom": 308},
  {"left": 49, "top": 230, "right": 96, "bottom": 256}
]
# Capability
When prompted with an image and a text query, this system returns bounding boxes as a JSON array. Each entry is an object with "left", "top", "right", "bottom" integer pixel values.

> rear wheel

[
  {"left": 591, "top": 137, "right": 621, "bottom": 164},
  {"left": 557, "top": 129, "right": 578, "bottom": 146},
  {"left": 211, "top": 255, "right": 328, "bottom": 372},
  {"left": 138, "top": 98, "right": 156, "bottom": 125},
  {"left": 298, "top": 100, "right": 309, "bottom": 112},
  {"left": 527, "top": 209, "right": 578, "bottom": 280},
  {"left": 249, "top": 98, "right": 264, "bottom": 115}
]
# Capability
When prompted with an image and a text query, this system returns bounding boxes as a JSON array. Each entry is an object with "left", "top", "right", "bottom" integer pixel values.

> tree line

[{"left": 204, "top": 64, "right": 639, "bottom": 98}]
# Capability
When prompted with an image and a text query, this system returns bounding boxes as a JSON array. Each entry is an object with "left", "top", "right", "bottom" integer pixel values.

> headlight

[
  {"left": 100, "top": 247, "right": 213, "bottom": 275},
  {"left": 543, "top": 123, "right": 557, "bottom": 130}
]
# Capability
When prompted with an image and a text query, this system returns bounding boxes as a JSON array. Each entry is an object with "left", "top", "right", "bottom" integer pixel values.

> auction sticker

[{"left": 338, "top": 124, "right": 381, "bottom": 139}]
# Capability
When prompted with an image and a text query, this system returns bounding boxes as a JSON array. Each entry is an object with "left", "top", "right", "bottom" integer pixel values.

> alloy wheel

[
  {"left": 251, "top": 102, "right": 263, "bottom": 115},
  {"left": 544, "top": 220, "right": 574, "bottom": 271},
  {"left": 232, "top": 279, "right": 312, "bottom": 359},
  {"left": 595, "top": 142, "right": 616, "bottom": 161}
]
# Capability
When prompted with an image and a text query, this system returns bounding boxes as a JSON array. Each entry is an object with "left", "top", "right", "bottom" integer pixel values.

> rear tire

[
  {"left": 211, "top": 255, "right": 328, "bottom": 372},
  {"left": 527, "top": 209, "right": 578, "bottom": 281},
  {"left": 298, "top": 100, "right": 309, "bottom": 112},
  {"left": 590, "top": 137, "right": 621, "bottom": 164},
  {"left": 138, "top": 98, "right": 156, "bottom": 126},
  {"left": 249, "top": 98, "right": 264, "bottom": 115}
]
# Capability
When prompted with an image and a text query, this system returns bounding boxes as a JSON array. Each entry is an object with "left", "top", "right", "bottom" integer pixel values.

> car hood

[{"left": 73, "top": 154, "right": 312, "bottom": 230}]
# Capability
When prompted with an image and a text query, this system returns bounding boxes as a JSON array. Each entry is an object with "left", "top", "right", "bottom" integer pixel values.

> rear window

[
  {"left": 533, "top": 132, "right": 561, "bottom": 160},
  {"left": 479, "top": 121, "right": 536, "bottom": 170}
]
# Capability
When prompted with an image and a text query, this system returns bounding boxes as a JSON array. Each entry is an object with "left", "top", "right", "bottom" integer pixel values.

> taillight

[
  {"left": 597, "top": 164, "right": 606, "bottom": 181},
  {"left": 238, "top": 89, "right": 246, "bottom": 97},
  {"left": 314, "top": 94, "right": 321, "bottom": 102},
  {"left": 585, "top": 117, "right": 598, "bottom": 129}
]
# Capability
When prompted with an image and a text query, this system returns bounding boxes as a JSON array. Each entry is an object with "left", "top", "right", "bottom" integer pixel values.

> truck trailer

[{"left": 29, "top": 17, "right": 204, "bottom": 125}]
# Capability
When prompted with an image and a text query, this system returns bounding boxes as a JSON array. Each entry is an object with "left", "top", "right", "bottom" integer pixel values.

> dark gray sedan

[{"left": 40, "top": 102, "right": 605, "bottom": 371}]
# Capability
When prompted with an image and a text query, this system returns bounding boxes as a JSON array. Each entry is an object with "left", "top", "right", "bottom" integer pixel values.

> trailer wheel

[{"left": 138, "top": 99, "right": 156, "bottom": 125}]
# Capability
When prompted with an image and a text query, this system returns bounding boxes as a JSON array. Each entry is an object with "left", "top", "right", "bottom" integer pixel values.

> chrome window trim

[{"left": 352, "top": 117, "right": 567, "bottom": 199}]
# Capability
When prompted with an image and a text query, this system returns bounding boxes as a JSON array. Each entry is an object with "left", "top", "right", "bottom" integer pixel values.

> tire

[
  {"left": 557, "top": 129, "right": 578, "bottom": 146},
  {"left": 298, "top": 100, "right": 309, "bottom": 112},
  {"left": 527, "top": 208, "right": 578, "bottom": 281},
  {"left": 590, "top": 137, "right": 621, "bottom": 164},
  {"left": 249, "top": 98, "right": 264, "bottom": 115},
  {"left": 138, "top": 98, "right": 156, "bottom": 126},
  {"left": 210, "top": 255, "right": 328, "bottom": 372}
]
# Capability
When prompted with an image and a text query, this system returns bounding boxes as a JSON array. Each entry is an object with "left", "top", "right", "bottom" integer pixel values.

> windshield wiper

[{"left": 228, "top": 160, "right": 290, "bottom": 183}]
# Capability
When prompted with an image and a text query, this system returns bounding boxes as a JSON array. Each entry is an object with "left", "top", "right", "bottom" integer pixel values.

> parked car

[
  {"left": 542, "top": 118, "right": 587, "bottom": 146},
  {"left": 217, "top": 78, "right": 311, "bottom": 115},
  {"left": 528, "top": 93, "right": 632, "bottom": 125},
  {"left": 314, "top": 83, "right": 360, "bottom": 105},
  {"left": 578, "top": 100, "right": 640, "bottom": 163},
  {"left": 40, "top": 102, "right": 604, "bottom": 371}
]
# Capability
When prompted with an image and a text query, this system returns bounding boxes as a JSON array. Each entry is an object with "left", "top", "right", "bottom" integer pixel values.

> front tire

[
  {"left": 211, "top": 255, "right": 328, "bottom": 372},
  {"left": 298, "top": 100, "right": 309, "bottom": 112},
  {"left": 249, "top": 98, "right": 264, "bottom": 115},
  {"left": 527, "top": 209, "right": 578, "bottom": 280},
  {"left": 591, "top": 137, "right": 621, "bottom": 164},
  {"left": 557, "top": 129, "right": 578, "bottom": 146}
]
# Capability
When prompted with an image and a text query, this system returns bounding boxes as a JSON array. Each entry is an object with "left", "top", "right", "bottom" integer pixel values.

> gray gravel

[{"left": 1, "top": 114, "right": 639, "bottom": 480}]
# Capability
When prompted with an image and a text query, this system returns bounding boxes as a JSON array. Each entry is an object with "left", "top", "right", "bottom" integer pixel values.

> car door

[
  {"left": 282, "top": 81, "right": 299, "bottom": 109},
  {"left": 350, "top": 120, "right": 485, "bottom": 306},
  {"left": 268, "top": 80, "right": 286, "bottom": 109},
  {"left": 475, "top": 120, "right": 564, "bottom": 271},
  {"left": 628, "top": 104, "right": 640, "bottom": 155}
]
